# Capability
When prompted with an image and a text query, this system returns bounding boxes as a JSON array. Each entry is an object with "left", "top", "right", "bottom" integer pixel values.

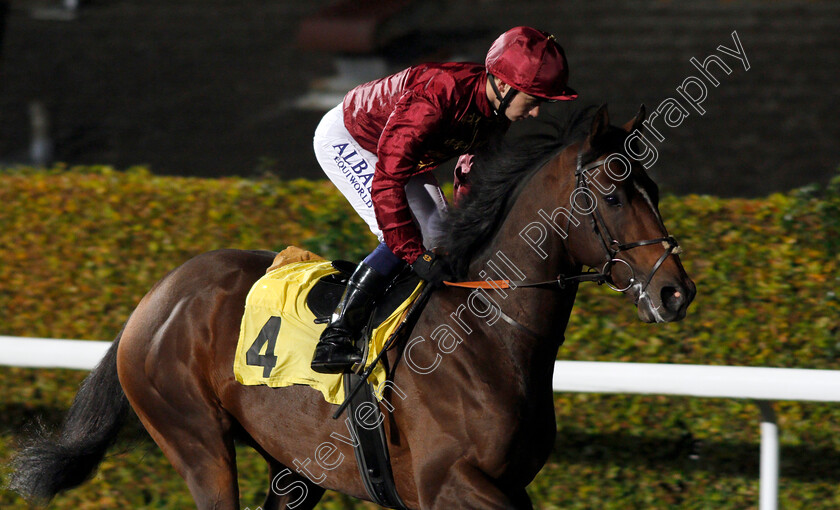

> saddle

[{"left": 308, "top": 260, "right": 419, "bottom": 330}]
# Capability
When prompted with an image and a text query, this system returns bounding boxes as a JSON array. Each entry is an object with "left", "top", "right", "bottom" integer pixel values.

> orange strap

[{"left": 443, "top": 279, "right": 511, "bottom": 289}]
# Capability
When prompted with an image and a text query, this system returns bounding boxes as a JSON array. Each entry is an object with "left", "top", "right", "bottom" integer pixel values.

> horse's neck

[{"left": 463, "top": 159, "right": 580, "bottom": 365}]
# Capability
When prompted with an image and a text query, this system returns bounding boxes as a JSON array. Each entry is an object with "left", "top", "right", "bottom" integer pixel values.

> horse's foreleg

[
  {"left": 417, "top": 458, "right": 532, "bottom": 510},
  {"left": 507, "top": 487, "right": 535, "bottom": 510},
  {"left": 262, "top": 459, "right": 326, "bottom": 510}
]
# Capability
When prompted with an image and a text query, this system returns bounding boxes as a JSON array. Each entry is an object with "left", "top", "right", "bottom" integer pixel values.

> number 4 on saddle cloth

[{"left": 233, "top": 247, "right": 423, "bottom": 404}]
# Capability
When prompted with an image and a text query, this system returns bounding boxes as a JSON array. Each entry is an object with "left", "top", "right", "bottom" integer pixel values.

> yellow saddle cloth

[{"left": 234, "top": 258, "right": 422, "bottom": 404}]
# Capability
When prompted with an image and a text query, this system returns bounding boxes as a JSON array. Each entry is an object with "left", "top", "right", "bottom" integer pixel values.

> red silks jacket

[{"left": 342, "top": 62, "right": 509, "bottom": 264}]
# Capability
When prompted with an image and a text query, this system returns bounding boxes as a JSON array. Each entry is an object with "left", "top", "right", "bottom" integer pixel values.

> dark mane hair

[{"left": 440, "top": 106, "right": 598, "bottom": 277}]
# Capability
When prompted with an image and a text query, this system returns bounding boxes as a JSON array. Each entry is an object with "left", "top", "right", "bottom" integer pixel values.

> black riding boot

[{"left": 311, "top": 262, "right": 391, "bottom": 374}]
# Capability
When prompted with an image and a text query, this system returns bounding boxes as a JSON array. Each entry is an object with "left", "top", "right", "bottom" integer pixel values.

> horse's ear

[
  {"left": 587, "top": 103, "right": 610, "bottom": 143},
  {"left": 623, "top": 104, "right": 646, "bottom": 133}
]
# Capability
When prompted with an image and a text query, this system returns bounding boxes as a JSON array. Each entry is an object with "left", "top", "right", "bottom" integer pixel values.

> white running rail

[
  {"left": 552, "top": 361, "right": 840, "bottom": 510},
  {"left": 3, "top": 336, "right": 840, "bottom": 510},
  {"left": 0, "top": 336, "right": 111, "bottom": 370}
]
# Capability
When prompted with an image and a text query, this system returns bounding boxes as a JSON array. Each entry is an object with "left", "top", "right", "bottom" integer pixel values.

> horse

[{"left": 11, "top": 104, "right": 695, "bottom": 509}]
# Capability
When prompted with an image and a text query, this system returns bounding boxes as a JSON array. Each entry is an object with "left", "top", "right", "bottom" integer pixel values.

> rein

[
  {"left": 445, "top": 152, "right": 682, "bottom": 295},
  {"left": 443, "top": 271, "right": 606, "bottom": 290}
]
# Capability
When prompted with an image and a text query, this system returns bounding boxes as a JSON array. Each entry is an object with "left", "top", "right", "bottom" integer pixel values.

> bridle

[
  {"left": 569, "top": 154, "right": 682, "bottom": 293},
  {"left": 445, "top": 150, "right": 682, "bottom": 294}
]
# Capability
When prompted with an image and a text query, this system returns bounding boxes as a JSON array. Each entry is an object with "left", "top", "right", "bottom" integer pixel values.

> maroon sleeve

[{"left": 371, "top": 90, "right": 445, "bottom": 264}]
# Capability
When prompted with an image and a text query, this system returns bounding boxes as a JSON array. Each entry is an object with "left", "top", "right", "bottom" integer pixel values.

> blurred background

[{"left": 1, "top": 0, "right": 838, "bottom": 196}]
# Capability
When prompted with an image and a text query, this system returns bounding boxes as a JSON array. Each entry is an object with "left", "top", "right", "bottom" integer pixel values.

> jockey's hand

[{"left": 411, "top": 250, "right": 452, "bottom": 287}]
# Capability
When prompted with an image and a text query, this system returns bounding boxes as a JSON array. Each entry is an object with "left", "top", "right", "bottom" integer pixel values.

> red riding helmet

[{"left": 485, "top": 26, "right": 577, "bottom": 102}]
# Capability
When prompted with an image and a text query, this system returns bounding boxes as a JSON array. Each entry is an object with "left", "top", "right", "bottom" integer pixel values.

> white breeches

[{"left": 313, "top": 104, "right": 448, "bottom": 248}]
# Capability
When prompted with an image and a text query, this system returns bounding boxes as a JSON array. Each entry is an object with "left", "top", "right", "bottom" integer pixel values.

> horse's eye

[{"left": 604, "top": 195, "right": 622, "bottom": 207}]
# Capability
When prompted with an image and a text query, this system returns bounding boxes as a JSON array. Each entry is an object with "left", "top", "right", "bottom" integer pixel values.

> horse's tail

[{"left": 9, "top": 326, "right": 130, "bottom": 503}]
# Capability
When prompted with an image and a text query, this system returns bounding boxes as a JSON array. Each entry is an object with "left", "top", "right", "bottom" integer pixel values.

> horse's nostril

[{"left": 661, "top": 286, "right": 685, "bottom": 312}]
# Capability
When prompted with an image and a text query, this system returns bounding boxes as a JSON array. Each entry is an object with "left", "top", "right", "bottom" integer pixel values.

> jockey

[{"left": 310, "top": 26, "right": 577, "bottom": 373}]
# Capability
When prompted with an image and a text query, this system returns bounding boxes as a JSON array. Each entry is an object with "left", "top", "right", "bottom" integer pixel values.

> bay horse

[{"left": 11, "top": 104, "right": 695, "bottom": 509}]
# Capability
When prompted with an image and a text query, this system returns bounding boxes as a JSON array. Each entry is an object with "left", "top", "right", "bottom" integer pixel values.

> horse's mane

[{"left": 440, "top": 106, "right": 598, "bottom": 277}]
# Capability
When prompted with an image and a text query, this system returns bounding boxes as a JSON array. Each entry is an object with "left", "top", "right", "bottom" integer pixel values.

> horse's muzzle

[{"left": 635, "top": 277, "right": 696, "bottom": 323}]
